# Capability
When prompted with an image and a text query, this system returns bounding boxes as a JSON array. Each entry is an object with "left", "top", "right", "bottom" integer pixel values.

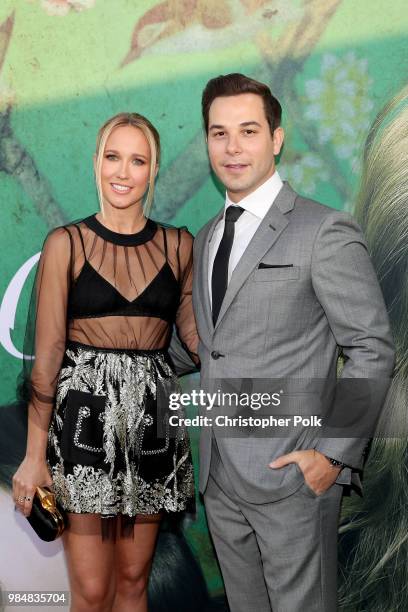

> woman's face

[{"left": 99, "top": 124, "right": 152, "bottom": 211}]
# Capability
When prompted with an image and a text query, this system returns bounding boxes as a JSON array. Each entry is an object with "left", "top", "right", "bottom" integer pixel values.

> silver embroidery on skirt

[{"left": 47, "top": 343, "right": 194, "bottom": 516}]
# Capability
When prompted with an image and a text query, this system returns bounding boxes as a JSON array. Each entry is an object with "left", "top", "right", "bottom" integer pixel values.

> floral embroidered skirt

[{"left": 47, "top": 341, "right": 195, "bottom": 538}]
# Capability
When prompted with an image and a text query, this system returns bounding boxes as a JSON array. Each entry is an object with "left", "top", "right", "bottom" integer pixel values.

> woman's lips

[{"left": 111, "top": 183, "right": 132, "bottom": 194}]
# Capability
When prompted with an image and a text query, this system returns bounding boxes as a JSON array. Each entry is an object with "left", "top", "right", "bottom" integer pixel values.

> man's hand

[{"left": 269, "top": 449, "right": 341, "bottom": 496}]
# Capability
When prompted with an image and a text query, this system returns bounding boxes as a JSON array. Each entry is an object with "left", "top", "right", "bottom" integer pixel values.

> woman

[
  {"left": 338, "top": 85, "right": 408, "bottom": 611},
  {"left": 12, "top": 112, "right": 199, "bottom": 612}
]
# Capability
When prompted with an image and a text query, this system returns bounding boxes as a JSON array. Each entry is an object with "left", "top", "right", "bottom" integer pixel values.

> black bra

[{"left": 66, "top": 217, "right": 181, "bottom": 322}]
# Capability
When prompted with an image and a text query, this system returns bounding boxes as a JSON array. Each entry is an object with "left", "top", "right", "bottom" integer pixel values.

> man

[{"left": 171, "top": 73, "right": 394, "bottom": 611}]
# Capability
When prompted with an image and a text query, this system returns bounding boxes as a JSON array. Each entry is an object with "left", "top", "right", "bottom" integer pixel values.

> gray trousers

[{"left": 204, "top": 439, "right": 343, "bottom": 612}]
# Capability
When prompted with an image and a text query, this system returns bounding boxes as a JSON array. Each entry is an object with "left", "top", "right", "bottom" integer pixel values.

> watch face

[
  {"left": 329, "top": 458, "right": 344, "bottom": 467},
  {"left": 325, "top": 455, "right": 343, "bottom": 466}
]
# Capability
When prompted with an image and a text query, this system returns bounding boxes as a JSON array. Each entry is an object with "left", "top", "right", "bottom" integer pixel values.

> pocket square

[{"left": 258, "top": 263, "right": 294, "bottom": 269}]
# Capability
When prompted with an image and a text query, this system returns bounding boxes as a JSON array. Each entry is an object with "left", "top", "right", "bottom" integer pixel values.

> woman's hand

[{"left": 12, "top": 457, "right": 53, "bottom": 517}]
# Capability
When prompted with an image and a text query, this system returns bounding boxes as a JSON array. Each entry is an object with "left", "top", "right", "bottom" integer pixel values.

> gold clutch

[{"left": 26, "top": 486, "right": 66, "bottom": 541}]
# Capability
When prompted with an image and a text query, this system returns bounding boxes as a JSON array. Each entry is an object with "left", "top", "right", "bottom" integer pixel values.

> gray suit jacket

[{"left": 171, "top": 182, "right": 395, "bottom": 503}]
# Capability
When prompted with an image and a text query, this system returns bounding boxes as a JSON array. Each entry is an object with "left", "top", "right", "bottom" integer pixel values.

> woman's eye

[
  {"left": 105, "top": 154, "right": 117, "bottom": 161},
  {"left": 133, "top": 158, "right": 145, "bottom": 165}
]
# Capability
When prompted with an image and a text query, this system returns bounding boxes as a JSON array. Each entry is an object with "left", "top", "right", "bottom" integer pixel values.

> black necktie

[{"left": 211, "top": 205, "right": 244, "bottom": 325}]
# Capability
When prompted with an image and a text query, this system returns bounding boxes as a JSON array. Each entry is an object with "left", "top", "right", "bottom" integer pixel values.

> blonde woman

[{"left": 12, "top": 113, "right": 199, "bottom": 612}]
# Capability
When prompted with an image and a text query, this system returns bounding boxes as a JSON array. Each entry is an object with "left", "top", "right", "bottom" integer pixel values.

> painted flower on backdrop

[
  {"left": 303, "top": 52, "right": 373, "bottom": 171},
  {"left": 39, "top": 0, "right": 95, "bottom": 16},
  {"left": 279, "top": 153, "right": 329, "bottom": 194}
]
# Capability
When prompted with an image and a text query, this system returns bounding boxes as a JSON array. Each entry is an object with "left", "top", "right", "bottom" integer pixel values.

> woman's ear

[{"left": 155, "top": 164, "right": 159, "bottom": 177}]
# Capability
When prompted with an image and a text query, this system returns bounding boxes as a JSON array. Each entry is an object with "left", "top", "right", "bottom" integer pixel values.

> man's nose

[{"left": 225, "top": 135, "right": 242, "bottom": 155}]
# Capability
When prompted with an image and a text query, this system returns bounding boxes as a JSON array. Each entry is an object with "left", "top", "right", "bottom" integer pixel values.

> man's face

[{"left": 207, "top": 93, "right": 284, "bottom": 202}]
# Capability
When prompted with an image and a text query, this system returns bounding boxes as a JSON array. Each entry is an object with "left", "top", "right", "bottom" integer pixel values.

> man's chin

[
  {"left": 225, "top": 183, "right": 252, "bottom": 200},
  {"left": 223, "top": 176, "right": 251, "bottom": 191}
]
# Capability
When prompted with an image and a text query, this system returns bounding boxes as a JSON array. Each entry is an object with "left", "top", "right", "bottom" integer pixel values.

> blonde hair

[
  {"left": 95, "top": 112, "right": 160, "bottom": 217},
  {"left": 355, "top": 85, "right": 408, "bottom": 369},
  {"left": 339, "top": 85, "right": 408, "bottom": 612}
]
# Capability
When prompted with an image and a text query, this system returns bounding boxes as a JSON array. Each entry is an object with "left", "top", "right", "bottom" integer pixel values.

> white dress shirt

[{"left": 208, "top": 171, "right": 283, "bottom": 305}]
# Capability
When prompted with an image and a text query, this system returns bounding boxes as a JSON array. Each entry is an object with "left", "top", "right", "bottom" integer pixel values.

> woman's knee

[
  {"left": 116, "top": 563, "right": 150, "bottom": 598},
  {"left": 72, "top": 576, "right": 114, "bottom": 610}
]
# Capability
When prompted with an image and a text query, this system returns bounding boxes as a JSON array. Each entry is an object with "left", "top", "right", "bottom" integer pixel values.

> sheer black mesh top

[
  {"left": 68, "top": 216, "right": 182, "bottom": 322},
  {"left": 30, "top": 214, "right": 198, "bottom": 413}
]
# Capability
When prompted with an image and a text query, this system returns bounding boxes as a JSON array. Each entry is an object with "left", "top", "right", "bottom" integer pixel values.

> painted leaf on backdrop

[{"left": 0, "top": 12, "right": 14, "bottom": 76}]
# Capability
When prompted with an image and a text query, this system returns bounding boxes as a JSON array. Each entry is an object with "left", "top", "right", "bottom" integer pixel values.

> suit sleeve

[{"left": 311, "top": 211, "right": 395, "bottom": 469}]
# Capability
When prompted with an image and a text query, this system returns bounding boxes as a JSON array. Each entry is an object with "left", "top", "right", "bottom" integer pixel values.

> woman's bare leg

[
  {"left": 112, "top": 516, "right": 162, "bottom": 612},
  {"left": 63, "top": 514, "right": 115, "bottom": 612}
]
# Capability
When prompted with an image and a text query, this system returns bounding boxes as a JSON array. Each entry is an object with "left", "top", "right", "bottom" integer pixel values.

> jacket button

[{"left": 211, "top": 351, "right": 222, "bottom": 359}]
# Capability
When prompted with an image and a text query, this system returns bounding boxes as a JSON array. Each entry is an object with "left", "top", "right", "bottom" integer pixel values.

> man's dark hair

[{"left": 202, "top": 73, "right": 282, "bottom": 136}]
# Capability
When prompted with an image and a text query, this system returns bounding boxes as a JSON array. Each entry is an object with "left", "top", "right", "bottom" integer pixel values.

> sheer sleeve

[
  {"left": 28, "top": 227, "right": 71, "bottom": 422},
  {"left": 175, "top": 229, "right": 199, "bottom": 364}
]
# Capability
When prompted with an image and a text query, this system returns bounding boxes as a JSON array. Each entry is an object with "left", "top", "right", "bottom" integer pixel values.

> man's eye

[
  {"left": 244, "top": 129, "right": 255, "bottom": 135},
  {"left": 214, "top": 131, "right": 225, "bottom": 137}
]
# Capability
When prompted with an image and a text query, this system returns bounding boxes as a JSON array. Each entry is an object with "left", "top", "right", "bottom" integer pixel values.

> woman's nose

[{"left": 116, "top": 161, "right": 128, "bottom": 179}]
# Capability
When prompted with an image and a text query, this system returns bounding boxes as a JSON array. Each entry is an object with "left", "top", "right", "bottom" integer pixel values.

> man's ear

[{"left": 272, "top": 127, "right": 284, "bottom": 156}]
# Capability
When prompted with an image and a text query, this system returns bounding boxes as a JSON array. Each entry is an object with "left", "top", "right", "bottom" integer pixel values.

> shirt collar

[{"left": 224, "top": 170, "right": 283, "bottom": 220}]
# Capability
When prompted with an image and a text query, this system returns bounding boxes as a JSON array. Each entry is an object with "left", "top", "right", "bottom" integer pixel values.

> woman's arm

[
  {"left": 13, "top": 227, "right": 72, "bottom": 515},
  {"left": 174, "top": 229, "right": 200, "bottom": 366}
]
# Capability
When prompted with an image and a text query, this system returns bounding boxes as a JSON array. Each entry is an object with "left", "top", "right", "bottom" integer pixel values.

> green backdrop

[{"left": 1, "top": 0, "right": 407, "bottom": 601}]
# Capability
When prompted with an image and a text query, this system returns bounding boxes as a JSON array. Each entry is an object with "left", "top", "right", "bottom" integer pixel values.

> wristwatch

[{"left": 325, "top": 456, "right": 346, "bottom": 469}]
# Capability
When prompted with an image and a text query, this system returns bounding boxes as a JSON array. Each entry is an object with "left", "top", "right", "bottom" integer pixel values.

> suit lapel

[{"left": 214, "top": 182, "right": 297, "bottom": 330}]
